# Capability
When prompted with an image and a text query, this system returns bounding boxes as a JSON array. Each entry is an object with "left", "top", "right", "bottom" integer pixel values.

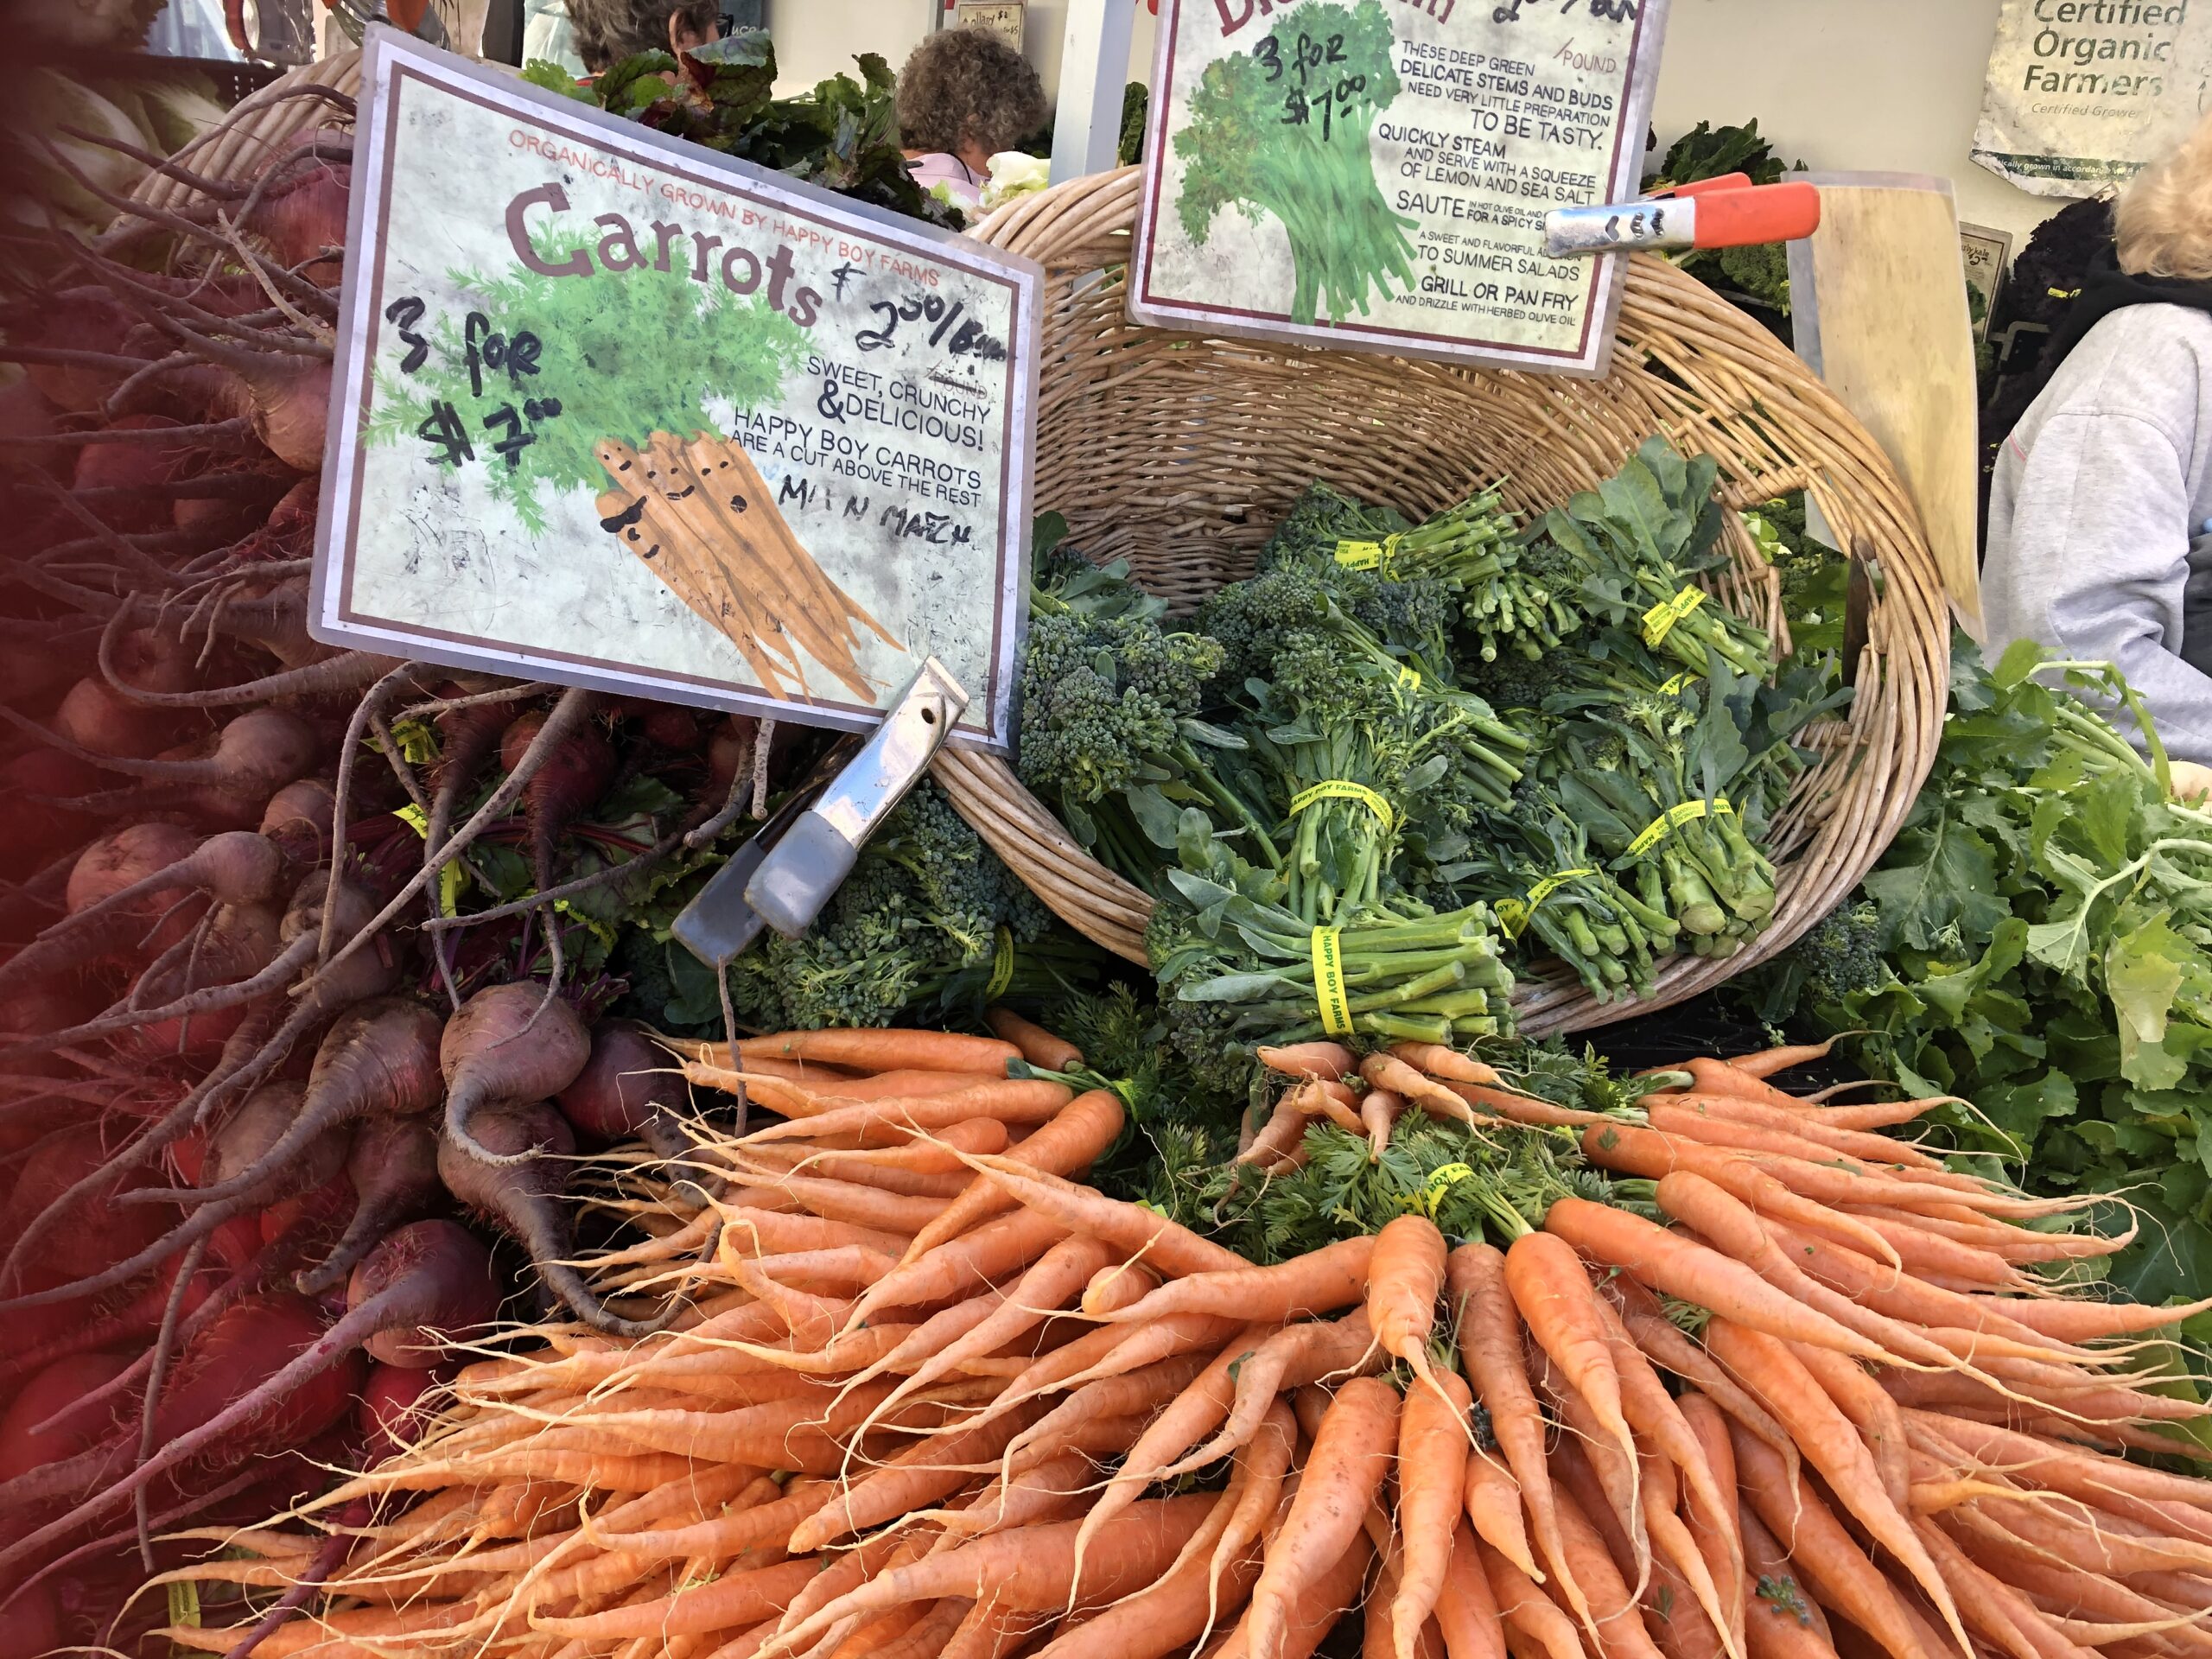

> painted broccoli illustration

[{"left": 1174, "top": 0, "right": 1417, "bottom": 327}]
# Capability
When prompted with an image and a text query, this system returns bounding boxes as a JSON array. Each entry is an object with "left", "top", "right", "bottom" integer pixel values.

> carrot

[
  {"left": 739, "top": 1079, "right": 1077, "bottom": 1146},
  {"left": 1436, "top": 1520, "right": 1509, "bottom": 1659},
  {"left": 1388, "top": 1043, "right": 1503, "bottom": 1088},
  {"left": 1506, "top": 1231, "right": 1640, "bottom": 1496},
  {"left": 988, "top": 1313, "right": 1248, "bottom": 1431},
  {"left": 1295, "top": 1076, "right": 1367, "bottom": 1135},
  {"left": 765, "top": 1497, "right": 1217, "bottom": 1658},
  {"left": 1395, "top": 1368, "right": 1477, "bottom": 1659},
  {"left": 1737, "top": 1508, "right": 1837, "bottom": 1659},
  {"left": 1682, "top": 1058, "right": 1808, "bottom": 1106},
  {"left": 1726, "top": 1427, "right": 1936, "bottom": 1659},
  {"left": 1446, "top": 1243, "right": 1573, "bottom": 1607},
  {"left": 1535, "top": 1350, "right": 1650, "bottom": 1607},
  {"left": 1464, "top": 1448, "right": 1535, "bottom": 1585},
  {"left": 1240, "top": 1090, "right": 1319, "bottom": 1171},
  {"left": 1911, "top": 1517, "right": 2093, "bottom": 1659},
  {"left": 735, "top": 1028, "right": 1020, "bottom": 1073},
  {"left": 796, "top": 1116, "right": 1014, "bottom": 1173},
  {"left": 1363, "top": 1090, "right": 1406, "bottom": 1160},
  {"left": 1726, "top": 1040, "right": 1839, "bottom": 1081},
  {"left": 1201, "top": 1402, "right": 1300, "bottom": 1637},
  {"left": 979, "top": 1006, "right": 1084, "bottom": 1071},
  {"left": 1027, "top": 1501, "right": 1264, "bottom": 1659},
  {"left": 1171, "top": 1312, "right": 1380, "bottom": 1477},
  {"left": 897, "top": 1089, "right": 1126, "bottom": 1266},
  {"left": 1082, "top": 1260, "right": 1162, "bottom": 1316},
  {"left": 1077, "top": 1322, "right": 1283, "bottom": 1563},
  {"left": 1211, "top": 1532, "right": 1375, "bottom": 1659},
  {"left": 1646, "top": 1105, "right": 2005, "bottom": 1206},
  {"left": 957, "top": 1155, "right": 1250, "bottom": 1280},
  {"left": 727, "top": 1171, "right": 945, "bottom": 1234},
  {"left": 1786, "top": 1340, "right": 1910, "bottom": 1510},
  {"left": 789, "top": 1405, "right": 1041, "bottom": 1553},
  {"left": 1541, "top": 1198, "right": 1887, "bottom": 1363},
  {"left": 1475, "top": 1535, "right": 1588, "bottom": 1659},
  {"left": 1247, "top": 1376, "right": 1402, "bottom": 1659},
  {"left": 1258, "top": 1041, "right": 1358, "bottom": 1082},
  {"left": 1654, "top": 1095, "right": 1947, "bottom": 1173},
  {"left": 1445, "top": 1080, "right": 1610, "bottom": 1129},
  {"left": 1546, "top": 1481, "right": 1668, "bottom": 1659},
  {"left": 1004, "top": 1353, "right": 1222, "bottom": 1474},
  {"left": 849, "top": 1207, "right": 1070, "bottom": 1326},
  {"left": 1955, "top": 1287, "right": 2212, "bottom": 1340},
  {"left": 1368, "top": 1214, "right": 1449, "bottom": 1390},
  {"left": 528, "top": 1556, "right": 821, "bottom": 1639},
  {"left": 1102, "top": 1235, "right": 1369, "bottom": 1325},
  {"left": 1607, "top": 1300, "right": 1796, "bottom": 1515},
  {"left": 787, "top": 1068, "right": 1007, "bottom": 1102},
  {"left": 1704, "top": 1320, "right": 1969, "bottom": 1658},
  {"left": 1363, "top": 1052, "right": 1492, "bottom": 1127},
  {"left": 1904, "top": 1412, "right": 2212, "bottom": 1514},
  {"left": 1675, "top": 1395, "right": 1744, "bottom": 1659},
  {"left": 1799, "top": 1096, "right": 1952, "bottom": 1131}
]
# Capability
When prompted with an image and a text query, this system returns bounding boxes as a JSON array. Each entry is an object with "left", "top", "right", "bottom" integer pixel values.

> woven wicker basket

[{"left": 931, "top": 166, "right": 1950, "bottom": 1038}]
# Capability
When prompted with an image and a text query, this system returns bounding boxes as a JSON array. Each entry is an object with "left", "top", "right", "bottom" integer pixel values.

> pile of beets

[{"left": 0, "top": 85, "right": 790, "bottom": 1649}]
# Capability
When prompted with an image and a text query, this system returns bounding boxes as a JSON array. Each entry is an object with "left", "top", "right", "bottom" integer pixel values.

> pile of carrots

[{"left": 152, "top": 1023, "right": 2212, "bottom": 1659}]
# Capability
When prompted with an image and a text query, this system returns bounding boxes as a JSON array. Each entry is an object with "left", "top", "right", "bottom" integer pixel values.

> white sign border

[
  {"left": 1126, "top": 0, "right": 1672, "bottom": 378},
  {"left": 311, "top": 27, "right": 1046, "bottom": 751}
]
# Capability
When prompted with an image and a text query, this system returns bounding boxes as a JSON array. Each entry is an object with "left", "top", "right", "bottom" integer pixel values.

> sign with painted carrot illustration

[
  {"left": 1130, "top": 0, "right": 1669, "bottom": 375},
  {"left": 312, "top": 29, "right": 1042, "bottom": 747}
]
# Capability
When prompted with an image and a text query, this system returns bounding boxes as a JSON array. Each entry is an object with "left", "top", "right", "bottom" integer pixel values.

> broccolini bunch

[{"left": 727, "top": 779, "right": 1066, "bottom": 1030}]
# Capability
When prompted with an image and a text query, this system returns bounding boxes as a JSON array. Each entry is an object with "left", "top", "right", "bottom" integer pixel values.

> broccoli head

[
  {"left": 1016, "top": 607, "right": 1224, "bottom": 808},
  {"left": 1198, "top": 566, "right": 1338, "bottom": 686},
  {"left": 1792, "top": 899, "right": 1889, "bottom": 1007}
]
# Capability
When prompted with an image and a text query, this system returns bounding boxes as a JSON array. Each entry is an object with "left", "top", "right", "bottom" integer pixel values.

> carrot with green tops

[
  {"left": 1102, "top": 1235, "right": 1372, "bottom": 1329},
  {"left": 897, "top": 1089, "right": 1125, "bottom": 1265},
  {"left": 1363, "top": 1052, "right": 1492, "bottom": 1126},
  {"left": 1082, "top": 1259, "right": 1162, "bottom": 1316},
  {"left": 1258, "top": 1041, "right": 1358, "bottom": 1082},
  {"left": 1445, "top": 1080, "right": 1610, "bottom": 1129},
  {"left": 1293, "top": 1076, "right": 1366, "bottom": 1135},
  {"left": 984, "top": 1007, "right": 1084, "bottom": 1072},
  {"left": 1247, "top": 1376, "right": 1401, "bottom": 1659},
  {"left": 1727, "top": 1039, "right": 1840, "bottom": 1080},
  {"left": 1654, "top": 1094, "right": 1947, "bottom": 1173},
  {"left": 1726, "top": 1426, "right": 1936, "bottom": 1659},
  {"left": 1363, "top": 1090, "right": 1407, "bottom": 1160},
  {"left": 1681, "top": 1058, "right": 1808, "bottom": 1106},
  {"left": 955, "top": 1154, "right": 1250, "bottom": 1280},
  {"left": 1704, "top": 1319, "right": 1969, "bottom": 1658},
  {"left": 1541, "top": 1198, "right": 1888, "bottom": 1363},
  {"left": 1446, "top": 1243, "right": 1572, "bottom": 1610},
  {"left": 1240, "top": 1090, "right": 1319, "bottom": 1172},
  {"left": 1395, "top": 1367, "right": 1477, "bottom": 1659},
  {"left": 734, "top": 1028, "right": 1021, "bottom": 1072},
  {"left": 738, "top": 1078, "right": 1077, "bottom": 1146}
]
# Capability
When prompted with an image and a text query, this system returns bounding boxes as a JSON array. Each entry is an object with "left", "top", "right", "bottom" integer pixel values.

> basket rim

[{"left": 939, "top": 165, "right": 1950, "bottom": 1038}]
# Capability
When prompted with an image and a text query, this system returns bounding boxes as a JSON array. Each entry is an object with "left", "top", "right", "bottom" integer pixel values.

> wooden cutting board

[{"left": 1788, "top": 172, "right": 1984, "bottom": 639}]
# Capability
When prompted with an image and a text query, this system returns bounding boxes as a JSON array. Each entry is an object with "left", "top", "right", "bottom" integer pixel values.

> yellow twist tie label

[
  {"left": 168, "top": 1581, "right": 201, "bottom": 1630},
  {"left": 1396, "top": 664, "right": 1421, "bottom": 692},
  {"left": 1627, "top": 798, "right": 1733, "bottom": 859},
  {"left": 1413, "top": 1161, "right": 1476, "bottom": 1216},
  {"left": 985, "top": 927, "right": 1016, "bottom": 1000},
  {"left": 1642, "top": 585, "right": 1707, "bottom": 647},
  {"left": 1658, "top": 672, "right": 1693, "bottom": 696},
  {"left": 1334, "top": 532, "right": 1403, "bottom": 575},
  {"left": 1290, "top": 780, "right": 1395, "bottom": 834},
  {"left": 1497, "top": 867, "right": 1595, "bottom": 939},
  {"left": 1312, "top": 927, "right": 1353, "bottom": 1038}
]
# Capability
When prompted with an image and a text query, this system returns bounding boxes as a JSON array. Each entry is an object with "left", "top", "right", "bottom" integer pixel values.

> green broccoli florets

[
  {"left": 1198, "top": 566, "right": 1338, "bottom": 687},
  {"left": 1793, "top": 899, "right": 1889, "bottom": 1007},
  {"left": 1017, "top": 607, "right": 1224, "bottom": 809}
]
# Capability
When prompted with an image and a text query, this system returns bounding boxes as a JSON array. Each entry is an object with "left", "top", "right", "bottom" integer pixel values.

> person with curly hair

[
  {"left": 896, "top": 27, "right": 1048, "bottom": 212},
  {"left": 563, "top": 0, "right": 718, "bottom": 74}
]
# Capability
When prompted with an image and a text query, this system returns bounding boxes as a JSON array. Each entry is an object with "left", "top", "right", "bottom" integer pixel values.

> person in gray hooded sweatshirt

[{"left": 1986, "top": 111, "right": 2212, "bottom": 779}]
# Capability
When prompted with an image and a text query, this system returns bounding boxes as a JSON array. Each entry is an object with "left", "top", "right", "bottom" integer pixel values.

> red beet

[
  {"left": 0, "top": 1353, "right": 130, "bottom": 1481},
  {"left": 296, "top": 1114, "right": 441, "bottom": 1296},
  {"left": 441, "top": 982, "right": 590, "bottom": 1167}
]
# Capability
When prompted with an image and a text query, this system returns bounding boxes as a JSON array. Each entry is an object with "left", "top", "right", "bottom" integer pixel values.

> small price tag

[
  {"left": 1642, "top": 585, "right": 1707, "bottom": 647},
  {"left": 1627, "top": 798, "right": 1732, "bottom": 859},
  {"left": 1311, "top": 927, "right": 1353, "bottom": 1038},
  {"left": 1290, "top": 779, "right": 1396, "bottom": 834}
]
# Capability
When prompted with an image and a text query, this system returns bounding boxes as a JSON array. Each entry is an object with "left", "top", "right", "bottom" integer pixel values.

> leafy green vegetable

[
  {"left": 1767, "top": 637, "right": 2212, "bottom": 1309},
  {"left": 1119, "top": 82, "right": 1150, "bottom": 168},
  {"left": 1175, "top": 0, "right": 1416, "bottom": 327},
  {"left": 1648, "top": 120, "right": 1801, "bottom": 315}
]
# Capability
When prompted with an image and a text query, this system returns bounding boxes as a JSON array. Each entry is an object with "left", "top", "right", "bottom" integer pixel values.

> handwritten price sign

[{"left": 311, "top": 29, "right": 1044, "bottom": 747}]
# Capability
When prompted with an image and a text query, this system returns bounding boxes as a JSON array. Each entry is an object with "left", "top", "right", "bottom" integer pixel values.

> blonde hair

[{"left": 2117, "top": 108, "right": 2212, "bottom": 280}]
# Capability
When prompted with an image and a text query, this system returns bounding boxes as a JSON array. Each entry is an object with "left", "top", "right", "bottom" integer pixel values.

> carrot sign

[{"left": 317, "top": 31, "right": 1041, "bottom": 747}]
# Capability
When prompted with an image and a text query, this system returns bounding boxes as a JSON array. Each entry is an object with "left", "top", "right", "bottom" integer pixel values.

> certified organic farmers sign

[
  {"left": 1130, "top": 0, "right": 1670, "bottom": 374},
  {"left": 314, "top": 30, "right": 1042, "bottom": 747},
  {"left": 1972, "top": 0, "right": 2212, "bottom": 196}
]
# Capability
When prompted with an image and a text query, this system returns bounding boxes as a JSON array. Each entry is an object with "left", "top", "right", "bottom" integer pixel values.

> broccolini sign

[
  {"left": 1130, "top": 0, "right": 1671, "bottom": 375},
  {"left": 1972, "top": 0, "right": 2212, "bottom": 197},
  {"left": 312, "top": 29, "right": 1042, "bottom": 749}
]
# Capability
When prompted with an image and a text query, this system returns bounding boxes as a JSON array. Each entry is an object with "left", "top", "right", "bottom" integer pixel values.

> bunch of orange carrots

[{"left": 152, "top": 1022, "right": 2212, "bottom": 1659}]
